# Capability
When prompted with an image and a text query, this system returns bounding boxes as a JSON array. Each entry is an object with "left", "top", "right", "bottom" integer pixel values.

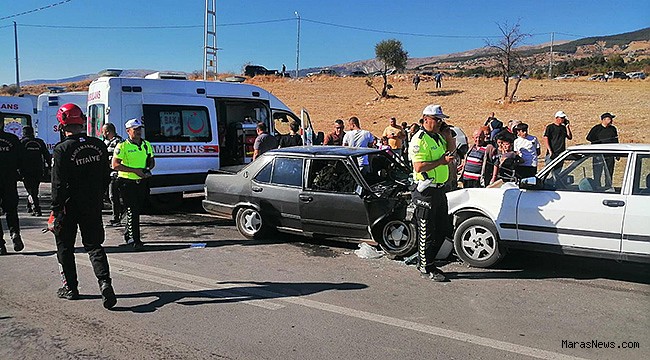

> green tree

[{"left": 374, "top": 39, "right": 408, "bottom": 97}]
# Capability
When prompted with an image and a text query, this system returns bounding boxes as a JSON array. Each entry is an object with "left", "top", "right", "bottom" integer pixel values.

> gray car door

[{"left": 299, "top": 158, "right": 369, "bottom": 239}]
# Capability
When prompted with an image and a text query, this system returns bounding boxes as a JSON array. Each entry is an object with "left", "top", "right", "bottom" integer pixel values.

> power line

[
  {"left": 17, "top": 18, "right": 295, "bottom": 30},
  {"left": 302, "top": 18, "right": 501, "bottom": 39},
  {"left": 0, "top": 0, "right": 73, "bottom": 21}
]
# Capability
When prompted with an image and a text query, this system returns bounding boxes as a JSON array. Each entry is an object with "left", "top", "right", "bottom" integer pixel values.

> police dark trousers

[
  {"left": 120, "top": 178, "right": 148, "bottom": 244},
  {"left": 109, "top": 175, "right": 122, "bottom": 221},
  {"left": 51, "top": 133, "right": 112, "bottom": 290},
  {"left": 21, "top": 136, "right": 50, "bottom": 214},
  {"left": 56, "top": 205, "right": 111, "bottom": 289},
  {"left": 412, "top": 186, "right": 450, "bottom": 273}
]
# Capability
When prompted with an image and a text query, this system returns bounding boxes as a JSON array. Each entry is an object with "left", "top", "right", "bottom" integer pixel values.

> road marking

[
  {"left": 26, "top": 241, "right": 284, "bottom": 311},
  {"left": 25, "top": 240, "right": 586, "bottom": 360}
]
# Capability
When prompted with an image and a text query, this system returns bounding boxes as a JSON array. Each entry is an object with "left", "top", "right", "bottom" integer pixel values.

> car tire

[
  {"left": 235, "top": 207, "right": 267, "bottom": 239},
  {"left": 454, "top": 217, "right": 504, "bottom": 268},
  {"left": 377, "top": 219, "right": 417, "bottom": 258}
]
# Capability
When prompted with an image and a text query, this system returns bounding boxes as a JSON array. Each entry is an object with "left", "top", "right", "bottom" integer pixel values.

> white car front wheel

[{"left": 454, "top": 217, "right": 504, "bottom": 267}]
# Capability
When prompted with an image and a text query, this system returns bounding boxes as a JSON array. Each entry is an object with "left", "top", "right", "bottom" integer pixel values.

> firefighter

[
  {"left": 20, "top": 125, "right": 51, "bottom": 217},
  {"left": 409, "top": 104, "right": 456, "bottom": 282},
  {"left": 0, "top": 124, "right": 24, "bottom": 255},
  {"left": 112, "top": 118, "right": 155, "bottom": 249},
  {"left": 49, "top": 103, "right": 116, "bottom": 309}
]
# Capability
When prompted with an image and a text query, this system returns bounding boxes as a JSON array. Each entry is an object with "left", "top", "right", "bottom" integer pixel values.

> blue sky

[{"left": 0, "top": 0, "right": 648, "bottom": 84}]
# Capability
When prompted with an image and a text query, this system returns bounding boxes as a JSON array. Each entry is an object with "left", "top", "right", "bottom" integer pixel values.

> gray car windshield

[{"left": 354, "top": 151, "right": 411, "bottom": 187}]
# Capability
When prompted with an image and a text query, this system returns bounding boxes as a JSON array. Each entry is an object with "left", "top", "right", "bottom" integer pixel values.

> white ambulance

[
  {"left": 0, "top": 96, "right": 36, "bottom": 138},
  {"left": 86, "top": 71, "right": 312, "bottom": 206},
  {"left": 36, "top": 88, "right": 88, "bottom": 153}
]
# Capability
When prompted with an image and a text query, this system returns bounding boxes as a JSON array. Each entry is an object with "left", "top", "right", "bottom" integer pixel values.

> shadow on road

[
  {"left": 105, "top": 281, "right": 368, "bottom": 313},
  {"left": 447, "top": 250, "right": 650, "bottom": 286},
  {"left": 426, "top": 89, "right": 464, "bottom": 97}
]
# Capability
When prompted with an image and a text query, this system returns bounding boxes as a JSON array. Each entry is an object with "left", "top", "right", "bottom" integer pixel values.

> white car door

[
  {"left": 622, "top": 153, "right": 650, "bottom": 257},
  {"left": 517, "top": 152, "right": 629, "bottom": 253}
]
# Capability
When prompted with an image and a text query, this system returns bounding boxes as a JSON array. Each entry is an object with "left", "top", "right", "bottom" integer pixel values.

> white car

[{"left": 446, "top": 144, "right": 650, "bottom": 267}]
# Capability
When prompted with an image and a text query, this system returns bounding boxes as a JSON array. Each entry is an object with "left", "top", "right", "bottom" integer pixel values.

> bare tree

[{"left": 487, "top": 22, "right": 531, "bottom": 103}]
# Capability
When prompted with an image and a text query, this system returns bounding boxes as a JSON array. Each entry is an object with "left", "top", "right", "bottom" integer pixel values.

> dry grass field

[{"left": 249, "top": 76, "right": 650, "bottom": 145}]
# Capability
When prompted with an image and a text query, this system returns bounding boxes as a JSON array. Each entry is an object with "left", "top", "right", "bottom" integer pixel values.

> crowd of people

[
  {"left": 0, "top": 101, "right": 624, "bottom": 299},
  {"left": 459, "top": 110, "right": 618, "bottom": 188}
]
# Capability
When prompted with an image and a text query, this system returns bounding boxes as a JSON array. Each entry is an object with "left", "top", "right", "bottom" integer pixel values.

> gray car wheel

[
  {"left": 378, "top": 219, "right": 417, "bottom": 257},
  {"left": 454, "top": 217, "right": 504, "bottom": 267},
  {"left": 236, "top": 207, "right": 266, "bottom": 239}
]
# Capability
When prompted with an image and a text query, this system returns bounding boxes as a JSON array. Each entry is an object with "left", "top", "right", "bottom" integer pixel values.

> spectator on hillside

[
  {"left": 413, "top": 74, "right": 421, "bottom": 90},
  {"left": 323, "top": 119, "right": 346, "bottom": 146},
  {"left": 543, "top": 111, "right": 573, "bottom": 163},
  {"left": 278, "top": 121, "right": 303, "bottom": 148},
  {"left": 434, "top": 71, "right": 443, "bottom": 88},
  {"left": 513, "top": 123, "right": 541, "bottom": 178}
]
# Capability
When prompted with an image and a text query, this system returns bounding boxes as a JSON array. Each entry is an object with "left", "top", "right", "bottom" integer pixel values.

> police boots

[
  {"left": 99, "top": 279, "right": 117, "bottom": 309},
  {"left": 12, "top": 234, "right": 24, "bottom": 252}
]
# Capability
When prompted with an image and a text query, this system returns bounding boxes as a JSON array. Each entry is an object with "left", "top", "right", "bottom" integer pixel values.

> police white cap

[
  {"left": 125, "top": 118, "right": 144, "bottom": 129},
  {"left": 422, "top": 104, "right": 449, "bottom": 118}
]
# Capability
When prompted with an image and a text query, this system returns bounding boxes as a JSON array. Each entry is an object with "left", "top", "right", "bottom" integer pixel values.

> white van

[
  {"left": 87, "top": 73, "right": 311, "bottom": 205},
  {"left": 36, "top": 89, "right": 88, "bottom": 153},
  {"left": 0, "top": 96, "right": 36, "bottom": 138}
]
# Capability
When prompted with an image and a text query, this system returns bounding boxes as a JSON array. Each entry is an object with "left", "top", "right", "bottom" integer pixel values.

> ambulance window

[
  {"left": 88, "top": 104, "right": 105, "bottom": 138},
  {"left": 143, "top": 105, "right": 212, "bottom": 143},
  {"left": 2, "top": 114, "right": 31, "bottom": 138}
]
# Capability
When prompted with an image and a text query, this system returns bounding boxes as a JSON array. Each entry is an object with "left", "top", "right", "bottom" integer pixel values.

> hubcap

[
  {"left": 242, "top": 210, "right": 262, "bottom": 234},
  {"left": 383, "top": 221, "right": 409, "bottom": 249},
  {"left": 460, "top": 225, "right": 496, "bottom": 261}
]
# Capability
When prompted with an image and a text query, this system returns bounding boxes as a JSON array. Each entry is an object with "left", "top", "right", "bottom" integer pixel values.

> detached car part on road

[
  {"left": 203, "top": 146, "right": 420, "bottom": 257},
  {"left": 446, "top": 144, "right": 650, "bottom": 267}
]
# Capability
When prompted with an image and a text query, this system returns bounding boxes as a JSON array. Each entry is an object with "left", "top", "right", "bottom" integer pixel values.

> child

[
  {"left": 379, "top": 136, "right": 392, "bottom": 151},
  {"left": 490, "top": 131, "right": 523, "bottom": 184}
]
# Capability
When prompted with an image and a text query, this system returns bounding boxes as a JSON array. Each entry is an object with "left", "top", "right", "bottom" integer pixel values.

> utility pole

[
  {"left": 548, "top": 32, "right": 554, "bottom": 79},
  {"left": 14, "top": 21, "right": 20, "bottom": 92},
  {"left": 295, "top": 11, "right": 300, "bottom": 78},
  {"left": 203, "top": 0, "right": 218, "bottom": 80}
]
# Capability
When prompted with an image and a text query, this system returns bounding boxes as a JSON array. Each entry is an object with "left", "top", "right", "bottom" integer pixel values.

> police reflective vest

[
  {"left": 409, "top": 130, "right": 449, "bottom": 183},
  {"left": 113, "top": 139, "right": 153, "bottom": 180}
]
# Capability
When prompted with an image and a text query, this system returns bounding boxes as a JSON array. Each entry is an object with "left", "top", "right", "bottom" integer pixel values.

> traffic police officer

[
  {"left": 409, "top": 104, "right": 456, "bottom": 282},
  {"left": 20, "top": 125, "right": 51, "bottom": 216},
  {"left": 0, "top": 124, "right": 24, "bottom": 255},
  {"left": 49, "top": 103, "right": 116, "bottom": 308},
  {"left": 112, "top": 118, "right": 155, "bottom": 249}
]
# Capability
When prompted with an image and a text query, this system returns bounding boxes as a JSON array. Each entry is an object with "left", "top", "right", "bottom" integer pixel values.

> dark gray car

[{"left": 202, "top": 146, "right": 417, "bottom": 257}]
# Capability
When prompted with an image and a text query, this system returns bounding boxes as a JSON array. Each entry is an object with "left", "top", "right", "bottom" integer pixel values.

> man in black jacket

[
  {"left": 20, "top": 126, "right": 51, "bottom": 216},
  {"left": 49, "top": 103, "right": 116, "bottom": 309},
  {"left": 0, "top": 125, "right": 25, "bottom": 255}
]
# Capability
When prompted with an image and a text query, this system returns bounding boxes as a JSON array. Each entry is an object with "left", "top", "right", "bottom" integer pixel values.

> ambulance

[
  {"left": 0, "top": 96, "right": 36, "bottom": 138},
  {"left": 35, "top": 88, "right": 88, "bottom": 152},
  {"left": 86, "top": 71, "right": 314, "bottom": 207}
]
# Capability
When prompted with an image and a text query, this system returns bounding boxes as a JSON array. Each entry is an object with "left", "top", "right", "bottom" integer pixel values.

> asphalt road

[{"left": 1, "top": 184, "right": 648, "bottom": 360}]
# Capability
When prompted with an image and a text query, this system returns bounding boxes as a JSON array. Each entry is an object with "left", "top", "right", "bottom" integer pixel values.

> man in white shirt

[
  {"left": 342, "top": 116, "right": 375, "bottom": 169},
  {"left": 513, "top": 123, "right": 541, "bottom": 178}
]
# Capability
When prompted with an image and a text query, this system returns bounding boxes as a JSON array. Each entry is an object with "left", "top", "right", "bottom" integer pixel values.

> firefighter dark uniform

[
  {"left": 0, "top": 128, "right": 24, "bottom": 254},
  {"left": 21, "top": 126, "right": 51, "bottom": 216},
  {"left": 114, "top": 138, "right": 153, "bottom": 248},
  {"left": 409, "top": 128, "right": 452, "bottom": 281},
  {"left": 50, "top": 103, "right": 116, "bottom": 309}
]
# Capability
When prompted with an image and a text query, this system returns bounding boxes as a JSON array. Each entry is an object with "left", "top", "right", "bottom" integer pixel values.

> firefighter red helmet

[{"left": 56, "top": 103, "right": 86, "bottom": 125}]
